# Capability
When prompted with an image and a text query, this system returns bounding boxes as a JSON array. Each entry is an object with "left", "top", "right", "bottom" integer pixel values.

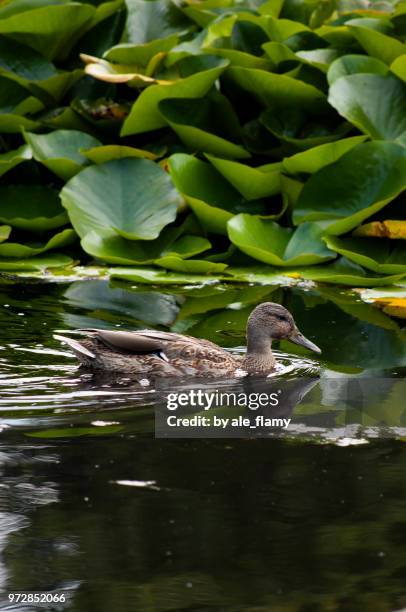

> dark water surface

[{"left": 0, "top": 278, "right": 406, "bottom": 611}]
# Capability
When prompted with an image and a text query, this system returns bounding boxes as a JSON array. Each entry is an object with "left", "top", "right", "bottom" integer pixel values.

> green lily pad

[
  {"left": 158, "top": 97, "right": 250, "bottom": 159},
  {"left": 168, "top": 153, "right": 243, "bottom": 233},
  {"left": 81, "top": 229, "right": 210, "bottom": 265},
  {"left": 0, "top": 144, "right": 32, "bottom": 178},
  {"left": 328, "top": 73, "right": 406, "bottom": 142},
  {"left": 227, "top": 215, "right": 335, "bottom": 266},
  {"left": 103, "top": 35, "right": 179, "bottom": 64},
  {"left": 327, "top": 54, "right": 389, "bottom": 85},
  {"left": 0, "top": 226, "right": 11, "bottom": 243},
  {"left": 323, "top": 236, "right": 406, "bottom": 274},
  {"left": 293, "top": 141, "right": 406, "bottom": 235},
  {"left": 226, "top": 66, "right": 327, "bottom": 112},
  {"left": 0, "top": 228, "right": 76, "bottom": 258},
  {"left": 155, "top": 255, "right": 228, "bottom": 273},
  {"left": 0, "top": 113, "right": 39, "bottom": 133},
  {"left": 349, "top": 25, "right": 406, "bottom": 65},
  {"left": 391, "top": 55, "right": 406, "bottom": 83},
  {"left": 0, "top": 185, "right": 68, "bottom": 231},
  {"left": 109, "top": 266, "right": 225, "bottom": 284},
  {"left": 261, "top": 108, "right": 351, "bottom": 152},
  {"left": 0, "top": 253, "right": 73, "bottom": 270},
  {"left": 121, "top": 55, "right": 229, "bottom": 135},
  {"left": 122, "top": 0, "right": 190, "bottom": 45},
  {"left": 60, "top": 158, "right": 182, "bottom": 240},
  {"left": 205, "top": 154, "right": 281, "bottom": 199},
  {"left": 0, "top": 3, "right": 96, "bottom": 60},
  {"left": 24, "top": 129, "right": 101, "bottom": 180},
  {"left": 293, "top": 258, "right": 406, "bottom": 287},
  {"left": 282, "top": 135, "right": 367, "bottom": 175},
  {"left": 82, "top": 145, "right": 158, "bottom": 163}
]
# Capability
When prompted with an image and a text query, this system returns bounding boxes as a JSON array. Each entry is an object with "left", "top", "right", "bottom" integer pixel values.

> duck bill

[{"left": 288, "top": 328, "right": 321, "bottom": 354}]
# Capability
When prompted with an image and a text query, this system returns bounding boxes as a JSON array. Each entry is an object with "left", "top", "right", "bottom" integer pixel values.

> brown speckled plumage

[{"left": 54, "top": 302, "right": 321, "bottom": 377}]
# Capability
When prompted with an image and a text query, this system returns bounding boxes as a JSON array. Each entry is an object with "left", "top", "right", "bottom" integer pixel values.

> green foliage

[{"left": 0, "top": 0, "right": 405, "bottom": 288}]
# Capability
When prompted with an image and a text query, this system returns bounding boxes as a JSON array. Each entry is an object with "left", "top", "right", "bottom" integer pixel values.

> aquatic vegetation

[{"left": 0, "top": 0, "right": 404, "bottom": 287}]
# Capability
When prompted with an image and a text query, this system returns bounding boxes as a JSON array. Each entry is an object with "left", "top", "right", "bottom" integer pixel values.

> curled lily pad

[
  {"left": 349, "top": 25, "right": 406, "bottom": 65},
  {"left": 323, "top": 236, "right": 406, "bottom": 274},
  {"left": 80, "top": 53, "right": 167, "bottom": 87},
  {"left": 227, "top": 215, "right": 335, "bottom": 266},
  {"left": 226, "top": 66, "right": 327, "bottom": 112},
  {"left": 0, "top": 3, "right": 96, "bottom": 60},
  {"left": 123, "top": 0, "right": 190, "bottom": 45},
  {"left": 327, "top": 54, "right": 389, "bottom": 85},
  {"left": 24, "top": 129, "right": 101, "bottom": 180},
  {"left": 293, "top": 142, "right": 406, "bottom": 235},
  {"left": 103, "top": 35, "right": 179, "bottom": 64},
  {"left": 353, "top": 220, "right": 406, "bottom": 240},
  {"left": 0, "top": 185, "right": 68, "bottom": 231},
  {"left": 82, "top": 145, "right": 157, "bottom": 163},
  {"left": 0, "top": 144, "right": 32, "bottom": 178},
  {"left": 121, "top": 55, "right": 229, "bottom": 135},
  {"left": 328, "top": 73, "right": 406, "bottom": 142},
  {"left": 0, "top": 229, "right": 76, "bottom": 258},
  {"left": 0, "top": 226, "right": 11, "bottom": 243},
  {"left": 205, "top": 154, "right": 281, "bottom": 199},
  {"left": 391, "top": 55, "right": 406, "bottom": 83},
  {"left": 159, "top": 97, "right": 250, "bottom": 159},
  {"left": 282, "top": 136, "right": 367, "bottom": 175},
  {"left": 60, "top": 158, "right": 182, "bottom": 240}
]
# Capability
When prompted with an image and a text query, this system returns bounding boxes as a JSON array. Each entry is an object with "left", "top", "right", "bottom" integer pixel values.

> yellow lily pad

[{"left": 353, "top": 220, "right": 406, "bottom": 239}]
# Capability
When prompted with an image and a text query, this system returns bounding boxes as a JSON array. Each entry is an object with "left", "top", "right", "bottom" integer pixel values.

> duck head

[{"left": 245, "top": 302, "right": 321, "bottom": 371}]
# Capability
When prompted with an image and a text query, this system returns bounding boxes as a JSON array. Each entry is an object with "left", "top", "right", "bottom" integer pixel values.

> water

[{"left": 0, "top": 277, "right": 405, "bottom": 611}]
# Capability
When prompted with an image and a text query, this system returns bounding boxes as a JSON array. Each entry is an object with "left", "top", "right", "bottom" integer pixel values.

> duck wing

[{"left": 78, "top": 329, "right": 230, "bottom": 361}]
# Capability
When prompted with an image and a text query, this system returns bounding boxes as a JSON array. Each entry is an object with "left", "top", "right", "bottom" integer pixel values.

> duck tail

[{"left": 53, "top": 334, "right": 96, "bottom": 361}]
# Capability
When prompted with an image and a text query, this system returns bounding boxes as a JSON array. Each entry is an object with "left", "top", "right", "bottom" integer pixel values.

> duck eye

[{"left": 275, "top": 314, "right": 287, "bottom": 321}]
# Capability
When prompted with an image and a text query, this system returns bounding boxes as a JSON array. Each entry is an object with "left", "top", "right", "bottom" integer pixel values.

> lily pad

[
  {"left": 291, "top": 257, "right": 406, "bottom": 287},
  {"left": 24, "top": 129, "right": 101, "bottom": 180},
  {"left": 109, "top": 267, "right": 225, "bottom": 284},
  {"left": 0, "top": 226, "right": 11, "bottom": 243},
  {"left": 0, "top": 144, "right": 32, "bottom": 178},
  {"left": 158, "top": 97, "right": 250, "bottom": 159},
  {"left": 81, "top": 229, "right": 210, "bottom": 265},
  {"left": 0, "top": 113, "right": 40, "bottom": 133},
  {"left": 227, "top": 215, "right": 335, "bottom": 266},
  {"left": 60, "top": 158, "right": 182, "bottom": 240},
  {"left": 103, "top": 35, "right": 179, "bottom": 64},
  {"left": 391, "top": 55, "right": 406, "bottom": 82},
  {"left": 82, "top": 144, "right": 157, "bottom": 163},
  {"left": 0, "top": 185, "right": 68, "bottom": 231},
  {"left": 323, "top": 236, "right": 406, "bottom": 274},
  {"left": 155, "top": 256, "right": 228, "bottom": 273},
  {"left": 327, "top": 54, "right": 389, "bottom": 85},
  {"left": 282, "top": 135, "right": 367, "bottom": 175},
  {"left": 121, "top": 55, "right": 229, "bottom": 135},
  {"left": 0, "top": 228, "right": 76, "bottom": 258},
  {"left": 0, "top": 3, "right": 96, "bottom": 60},
  {"left": 0, "top": 254, "right": 73, "bottom": 270},
  {"left": 349, "top": 25, "right": 406, "bottom": 65},
  {"left": 328, "top": 73, "right": 406, "bottom": 142},
  {"left": 122, "top": 0, "right": 190, "bottom": 45},
  {"left": 168, "top": 153, "right": 243, "bottom": 233},
  {"left": 226, "top": 66, "right": 327, "bottom": 112},
  {"left": 205, "top": 154, "right": 281, "bottom": 199},
  {"left": 293, "top": 141, "right": 406, "bottom": 235}
]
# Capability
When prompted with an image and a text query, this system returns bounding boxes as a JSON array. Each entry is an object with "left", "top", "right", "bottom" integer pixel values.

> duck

[{"left": 54, "top": 302, "right": 321, "bottom": 377}]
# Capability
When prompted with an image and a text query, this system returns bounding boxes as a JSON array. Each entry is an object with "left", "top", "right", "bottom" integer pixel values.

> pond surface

[{"left": 0, "top": 277, "right": 406, "bottom": 611}]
